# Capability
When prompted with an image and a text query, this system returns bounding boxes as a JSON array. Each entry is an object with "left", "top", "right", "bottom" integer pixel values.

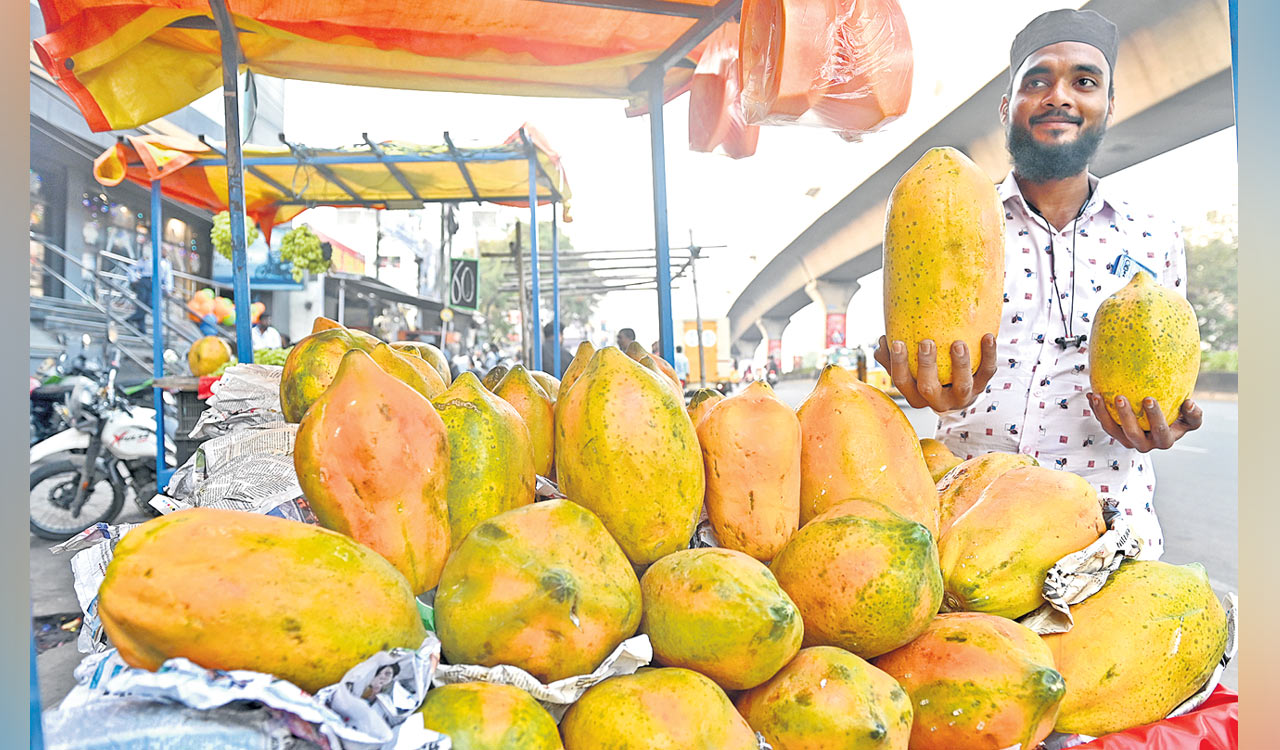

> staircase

[{"left": 30, "top": 236, "right": 207, "bottom": 380}]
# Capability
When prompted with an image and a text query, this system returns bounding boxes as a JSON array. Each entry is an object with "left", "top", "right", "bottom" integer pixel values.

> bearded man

[{"left": 876, "top": 9, "right": 1203, "bottom": 560}]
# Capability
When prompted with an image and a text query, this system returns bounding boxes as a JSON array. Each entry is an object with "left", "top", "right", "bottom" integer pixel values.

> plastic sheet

[
  {"left": 739, "top": 0, "right": 913, "bottom": 140},
  {"left": 689, "top": 23, "right": 760, "bottom": 159},
  {"left": 1065, "top": 685, "right": 1238, "bottom": 750}
]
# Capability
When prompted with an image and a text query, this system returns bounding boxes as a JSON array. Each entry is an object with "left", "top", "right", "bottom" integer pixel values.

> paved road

[
  {"left": 30, "top": 382, "right": 1237, "bottom": 710},
  {"left": 774, "top": 378, "right": 1239, "bottom": 689}
]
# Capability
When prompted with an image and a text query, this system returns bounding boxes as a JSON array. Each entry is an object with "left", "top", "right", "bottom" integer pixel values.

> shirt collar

[{"left": 998, "top": 171, "right": 1118, "bottom": 224}]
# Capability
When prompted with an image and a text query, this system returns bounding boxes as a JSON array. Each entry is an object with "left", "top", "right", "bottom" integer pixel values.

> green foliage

[
  {"left": 1184, "top": 208, "right": 1237, "bottom": 376},
  {"left": 280, "top": 224, "right": 330, "bottom": 281},
  {"left": 210, "top": 211, "right": 261, "bottom": 260}
]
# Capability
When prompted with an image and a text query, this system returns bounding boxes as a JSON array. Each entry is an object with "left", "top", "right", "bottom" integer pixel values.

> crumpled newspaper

[
  {"left": 58, "top": 636, "right": 446, "bottom": 750},
  {"left": 1020, "top": 516, "right": 1143, "bottom": 635},
  {"left": 433, "top": 634, "right": 652, "bottom": 721},
  {"left": 51, "top": 523, "right": 140, "bottom": 653},
  {"left": 158, "top": 424, "right": 311, "bottom": 521},
  {"left": 41, "top": 696, "right": 316, "bottom": 750},
  {"left": 188, "top": 364, "right": 286, "bottom": 439}
]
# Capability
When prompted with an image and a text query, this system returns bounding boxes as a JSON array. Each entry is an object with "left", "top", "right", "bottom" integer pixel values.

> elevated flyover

[{"left": 728, "top": 0, "right": 1234, "bottom": 353}]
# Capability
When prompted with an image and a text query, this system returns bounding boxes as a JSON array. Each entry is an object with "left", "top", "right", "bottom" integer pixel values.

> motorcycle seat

[{"left": 30, "top": 384, "right": 75, "bottom": 402}]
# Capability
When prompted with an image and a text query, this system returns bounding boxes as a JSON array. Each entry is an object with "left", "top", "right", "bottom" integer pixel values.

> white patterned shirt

[{"left": 937, "top": 172, "right": 1188, "bottom": 560}]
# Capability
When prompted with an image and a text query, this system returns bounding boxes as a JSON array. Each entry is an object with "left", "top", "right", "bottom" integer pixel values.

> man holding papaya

[{"left": 875, "top": 9, "right": 1202, "bottom": 559}]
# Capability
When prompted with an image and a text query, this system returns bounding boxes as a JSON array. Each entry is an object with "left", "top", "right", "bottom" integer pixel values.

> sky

[{"left": 233, "top": 0, "right": 1238, "bottom": 363}]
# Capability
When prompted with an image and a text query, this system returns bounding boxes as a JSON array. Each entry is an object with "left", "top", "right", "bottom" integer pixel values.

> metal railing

[{"left": 30, "top": 236, "right": 216, "bottom": 369}]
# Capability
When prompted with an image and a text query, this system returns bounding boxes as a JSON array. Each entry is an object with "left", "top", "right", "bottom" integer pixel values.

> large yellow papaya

[
  {"left": 1090, "top": 271, "right": 1201, "bottom": 430},
  {"left": 555, "top": 347, "right": 704, "bottom": 566},
  {"left": 370, "top": 343, "right": 447, "bottom": 400},
  {"left": 697, "top": 380, "right": 800, "bottom": 561},
  {"left": 686, "top": 388, "right": 725, "bottom": 428},
  {"left": 418, "top": 682, "right": 563, "bottom": 750},
  {"left": 280, "top": 327, "right": 375, "bottom": 422},
  {"left": 737, "top": 646, "right": 913, "bottom": 750},
  {"left": 294, "top": 349, "right": 452, "bottom": 594},
  {"left": 770, "top": 499, "right": 942, "bottom": 659},
  {"left": 796, "top": 365, "right": 939, "bottom": 536},
  {"left": 883, "top": 146, "right": 1004, "bottom": 384},
  {"left": 431, "top": 373, "right": 535, "bottom": 549},
  {"left": 939, "top": 466, "right": 1105, "bottom": 619},
  {"left": 390, "top": 341, "right": 453, "bottom": 386},
  {"left": 873, "top": 612, "right": 1065, "bottom": 750},
  {"left": 919, "top": 438, "right": 962, "bottom": 484},
  {"left": 935, "top": 451, "right": 1037, "bottom": 535},
  {"left": 560, "top": 668, "right": 758, "bottom": 750},
  {"left": 97, "top": 508, "right": 426, "bottom": 693},
  {"left": 640, "top": 547, "right": 802, "bottom": 691},
  {"left": 493, "top": 365, "right": 555, "bottom": 477},
  {"left": 434, "top": 500, "right": 641, "bottom": 682},
  {"left": 1043, "top": 560, "right": 1228, "bottom": 736}
]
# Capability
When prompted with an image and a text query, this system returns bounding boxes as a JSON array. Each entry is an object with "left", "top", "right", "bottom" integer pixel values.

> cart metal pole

[
  {"left": 552, "top": 205, "right": 561, "bottom": 375},
  {"left": 648, "top": 77, "right": 675, "bottom": 363},
  {"left": 527, "top": 148, "right": 542, "bottom": 370},
  {"left": 209, "top": 0, "right": 254, "bottom": 365},
  {"left": 150, "top": 180, "right": 168, "bottom": 484}
]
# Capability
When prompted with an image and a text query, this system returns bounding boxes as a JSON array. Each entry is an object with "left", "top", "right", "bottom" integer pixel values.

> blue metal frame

[
  {"left": 648, "top": 75, "right": 676, "bottom": 364},
  {"left": 552, "top": 206, "right": 561, "bottom": 375},
  {"left": 525, "top": 132, "right": 543, "bottom": 370},
  {"left": 150, "top": 181, "right": 171, "bottom": 488}
]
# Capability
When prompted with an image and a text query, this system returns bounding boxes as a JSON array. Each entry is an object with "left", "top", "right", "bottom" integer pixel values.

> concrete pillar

[
  {"left": 757, "top": 316, "right": 789, "bottom": 362},
  {"left": 805, "top": 278, "right": 861, "bottom": 349}
]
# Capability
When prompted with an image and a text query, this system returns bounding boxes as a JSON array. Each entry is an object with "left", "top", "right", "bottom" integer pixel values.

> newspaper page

[
  {"left": 189, "top": 364, "right": 286, "bottom": 438},
  {"left": 1020, "top": 516, "right": 1143, "bottom": 635},
  {"left": 58, "top": 637, "right": 446, "bottom": 750},
  {"left": 433, "top": 634, "right": 652, "bottom": 721},
  {"left": 51, "top": 523, "right": 139, "bottom": 653}
]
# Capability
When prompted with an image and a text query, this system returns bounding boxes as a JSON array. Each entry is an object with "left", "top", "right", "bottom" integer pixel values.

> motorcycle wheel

[{"left": 29, "top": 460, "right": 125, "bottom": 541}]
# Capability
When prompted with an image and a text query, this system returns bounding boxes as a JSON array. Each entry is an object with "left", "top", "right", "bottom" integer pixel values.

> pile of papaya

[{"left": 96, "top": 146, "right": 1225, "bottom": 750}]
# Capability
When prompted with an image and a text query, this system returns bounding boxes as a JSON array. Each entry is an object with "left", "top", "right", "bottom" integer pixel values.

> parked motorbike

[
  {"left": 29, "top": 326, "right": 177, "bottom": 540},
  {"left": 29, "top": 334, "right": 100, "bottom": 447}
]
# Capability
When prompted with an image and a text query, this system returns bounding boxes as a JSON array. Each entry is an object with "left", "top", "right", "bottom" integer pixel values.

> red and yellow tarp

[
  {"left": 93, "top": 128, "right": 571, "bottom": 240},
  {"left": 34, "top": 0, "right": 715, "bottom": 132}
]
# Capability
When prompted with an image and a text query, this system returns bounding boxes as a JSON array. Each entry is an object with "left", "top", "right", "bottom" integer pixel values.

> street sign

[
  {"left": 449, "top": 257, "right": 478, "bottom": 311},
  {"left": 440, "top": 308, "right": 454, "bottom": 323}
]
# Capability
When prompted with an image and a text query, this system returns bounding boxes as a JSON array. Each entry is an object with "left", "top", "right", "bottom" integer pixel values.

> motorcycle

[
  {"left": 29, "top": 326, "right": 177, "bottom": 540},
  {"left": 29, "top": 334, "right": 101, "bottom": 447}
]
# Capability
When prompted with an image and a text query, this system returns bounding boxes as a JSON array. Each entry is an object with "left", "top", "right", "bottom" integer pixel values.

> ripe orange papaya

[
  {"left": 883, "top": 146, "right": 1004, "bottom": 384},
  {"left": 481, "top": 364, "right": 509, "bottom": 391},
  {"left": 771, "top": 499, "right": 942, "bottom": 659},
  {"left": 936, "top": 452, "right": 1037, "bottom": 535},
  {"left": 919, "top": 438, "right": 963, "bottom": 484},
  {"left": 97, "top": 508, "right": 427, "bottom": 693},
  {"left": 697, "top": 380, "right": 800, "bottom": 561},
  {"left": 434, "top": 500, "right": 641, "bottom": 682},
  {"left": 294, "top": 349, "right": 452, "bottom": 594},
  {"left": 686, "top": 388, "right": 725, "bottom": 428},
  {"left": 797, "top": 364, "right": 939, "bottom": 536}
]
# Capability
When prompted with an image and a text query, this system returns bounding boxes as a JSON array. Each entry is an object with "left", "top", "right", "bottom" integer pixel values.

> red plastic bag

[
  {"left": 688, "top": 23, "right": 760, "bottom": 158},
  {"left": 1069, "top": 685, "right": 1237, "bottom": 750},
  {"left": 739, "top": 0, "right": 913, "bottom": 140}
]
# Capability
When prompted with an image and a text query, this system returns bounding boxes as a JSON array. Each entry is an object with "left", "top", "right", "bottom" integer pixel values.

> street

[{"left": 30, "top": 382, "right": 1238, "bottom": 711}]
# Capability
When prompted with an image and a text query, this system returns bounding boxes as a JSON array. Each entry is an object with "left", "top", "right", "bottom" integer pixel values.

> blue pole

[
  {"left": 552, "top": 205, "right": 561, "bottom": 376},
  {"left": 150, "top": 181, "right": 167, "bottom": 483},
  {"left": 30, "top": 632, "right": 43, "bottom": 749},
  {"left": 209, "top": 0, "right": 253, "bottom": 364},
  {"left": 648, "top": 77, "right": 676, "bottom": 364},
  {"left": 528, "top": 150, "right": 542, "bottom": 370}
]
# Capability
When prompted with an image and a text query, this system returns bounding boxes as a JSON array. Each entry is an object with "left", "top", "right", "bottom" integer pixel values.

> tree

[{"left": 1184, "top": 208, "right": 1238, "bottom": 353}]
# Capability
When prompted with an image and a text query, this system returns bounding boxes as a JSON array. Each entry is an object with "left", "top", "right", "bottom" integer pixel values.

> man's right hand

[{"left": 874, "top": 334, "right": 998, "bottom": 413}]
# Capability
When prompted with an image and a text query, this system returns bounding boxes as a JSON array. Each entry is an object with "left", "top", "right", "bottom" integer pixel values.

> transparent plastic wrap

[
  {"left": 689, "top": 23, "right": 761, "bottom": 159},
  {"left": 739, "top": 0, "right": 914, "bottom": 141}
]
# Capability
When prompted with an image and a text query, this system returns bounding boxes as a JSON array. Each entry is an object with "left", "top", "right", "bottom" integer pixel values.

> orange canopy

[
  {"left": 93, "top": 127, "right": 572, "bottom": 241},
  {"left": 34, "top": 0, "right": 724, "bottom": 132}
]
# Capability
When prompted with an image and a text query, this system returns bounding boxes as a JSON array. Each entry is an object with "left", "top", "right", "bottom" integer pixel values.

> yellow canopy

[
  {"left": 93, "top": 128, "right": 571, "bottom": 240},
  {"left": 34, "top": 0, "right": 719, "bottom": 132}
]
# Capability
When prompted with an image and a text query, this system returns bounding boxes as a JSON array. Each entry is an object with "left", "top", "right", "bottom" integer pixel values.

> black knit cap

[{"left": 1009, "top": 9, "right": 1118, "bottom": 89}]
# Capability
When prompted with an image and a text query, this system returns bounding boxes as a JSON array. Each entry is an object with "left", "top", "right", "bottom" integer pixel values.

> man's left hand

[{"left": 1086, "top": 394, "right": 1203, "bottom": 453}]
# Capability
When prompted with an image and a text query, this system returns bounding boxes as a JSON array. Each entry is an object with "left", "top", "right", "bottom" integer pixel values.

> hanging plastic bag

[
  {"left": 739, "top": 0, "right": 914, "bottom": 141},
  {"left": 689, "top": 23, "right": 761, "bottom": 158}
]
